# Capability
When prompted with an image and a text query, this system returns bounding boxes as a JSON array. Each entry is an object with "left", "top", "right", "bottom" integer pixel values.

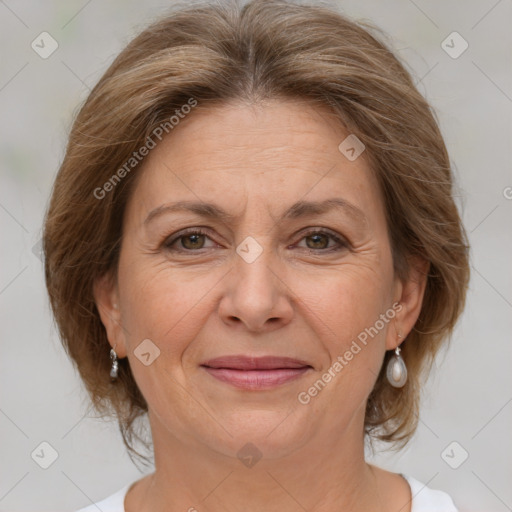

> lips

[
  {"left": 200, "top": 356, "right": 312, "bottom": 390},
  {"left": 201, "top": 355, "right": 311, "bottom": 370}
]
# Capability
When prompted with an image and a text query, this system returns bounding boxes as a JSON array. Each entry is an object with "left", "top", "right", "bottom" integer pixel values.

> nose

[{"left": 218, "top": 243, "right": 294, "bottom": 333}]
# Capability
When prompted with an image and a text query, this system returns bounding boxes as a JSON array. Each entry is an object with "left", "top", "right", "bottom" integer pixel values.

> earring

[
  {"left": 386, "top": 336, "right": 407, "bottom": 388},
  {"left": 110, "top": 344, "right": 119, "bottom": 381}
]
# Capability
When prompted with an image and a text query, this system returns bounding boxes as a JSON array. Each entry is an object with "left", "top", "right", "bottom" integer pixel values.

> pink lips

[{"left": 201, "top": 356, "right": 312, "bottom": 390}]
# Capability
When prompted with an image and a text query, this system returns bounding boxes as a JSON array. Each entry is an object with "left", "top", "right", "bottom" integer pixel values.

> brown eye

[
  {"left": 180, "top": 233, "right": 206, "bottom": 250},
  {"left": 305, "top": 233, "right": 330, "bottom": 250},
  {"left": 164, "top": 228, "right": 215, "bottom": 252},
  {"left": 296, "top": 229, "right": 348, "bottom": 253}
]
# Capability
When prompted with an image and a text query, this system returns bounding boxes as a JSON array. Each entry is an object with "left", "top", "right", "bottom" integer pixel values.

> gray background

[{"left": 1, "top": 1, "right": 511, "bottom": 511}]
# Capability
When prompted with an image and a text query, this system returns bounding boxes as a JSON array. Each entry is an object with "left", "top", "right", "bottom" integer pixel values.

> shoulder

[
  {"left": 74, "top": 483, "right": 132, "bottom": 512},
  {"left": 403, "top": 474, "right": 458, "bottom": 512}
]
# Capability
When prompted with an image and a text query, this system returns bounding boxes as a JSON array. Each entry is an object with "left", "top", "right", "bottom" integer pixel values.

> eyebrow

[{"left": 144, "top": 198, "right": 368, "bottom": 226}]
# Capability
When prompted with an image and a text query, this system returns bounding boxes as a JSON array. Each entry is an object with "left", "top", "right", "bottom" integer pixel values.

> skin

[{"left": 94, "top": 98, "right": 428, "bottom": 512}]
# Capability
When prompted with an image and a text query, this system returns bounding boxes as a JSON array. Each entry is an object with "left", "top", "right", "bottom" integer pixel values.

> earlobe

[{"left": 93, "top": 272, "right": 127, "bottom": 358}]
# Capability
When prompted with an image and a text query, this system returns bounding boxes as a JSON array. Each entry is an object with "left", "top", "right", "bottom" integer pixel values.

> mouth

[{"left": 200, "top": 355, "right": 313, "bottom": 390}]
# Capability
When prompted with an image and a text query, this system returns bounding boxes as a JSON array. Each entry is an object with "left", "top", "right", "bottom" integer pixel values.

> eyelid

[
  {"left": 163, "top": 226, "right": 217, "bottom": 249},
  {"left": 295, "top": 228, "right": 349, "bottom": 250},
  {"left": 162, "top": 226, "right": 349, "bottom": 253}
]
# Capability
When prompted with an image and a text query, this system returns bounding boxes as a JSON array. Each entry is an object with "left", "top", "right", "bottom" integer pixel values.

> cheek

[
  {"left": 118, "top": 256, "right": 217, "bottom": 358},
  {"left": 305, "top": 264, "right": 391, "bottom": 339},
  {"left": 115, "top": 262, "right": 209, "bottom": 409},
  {"left": 296, "top": 262, "right": 392, "bottom": 397}
]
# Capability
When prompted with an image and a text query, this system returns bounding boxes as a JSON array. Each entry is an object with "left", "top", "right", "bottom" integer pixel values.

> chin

[{"left": 202, "top": 408, "right": 317, "bottom": 461}]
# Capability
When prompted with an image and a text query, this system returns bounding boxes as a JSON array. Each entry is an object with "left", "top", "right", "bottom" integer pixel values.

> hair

[{"left": 43, "top": 0, "right": 470, "bottom": 465}]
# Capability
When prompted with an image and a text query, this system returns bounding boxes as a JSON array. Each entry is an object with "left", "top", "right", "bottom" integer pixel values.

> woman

[{"left": 43, "top": 1, "right": 470, "bottom": 510}]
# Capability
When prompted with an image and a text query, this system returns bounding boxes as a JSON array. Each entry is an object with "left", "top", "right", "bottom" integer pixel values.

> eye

[
  {"left": 162, "top": 227, "right": 348, "bottom": 254},
  {"left": 295, "top": 229, "right": 348, "bottom": 252},
  {"left": 163, "top": 228, "right": 217, "bottom": 252}
]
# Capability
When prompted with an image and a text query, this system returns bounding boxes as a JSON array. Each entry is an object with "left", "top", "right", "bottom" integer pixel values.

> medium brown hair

[{"left": 43, "top": 0, "right": 470, "bottom": 464}]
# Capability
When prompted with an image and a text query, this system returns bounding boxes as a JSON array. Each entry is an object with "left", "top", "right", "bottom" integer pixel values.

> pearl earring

[
  {"left": 386, "top": 335, "right": 407, "bottom": 388},
  {"left": 110, "top": 344, "right": 119, "bottom": 381}
]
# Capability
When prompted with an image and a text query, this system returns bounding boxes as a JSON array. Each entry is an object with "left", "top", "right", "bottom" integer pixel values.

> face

[{"left": 95, "top": 99, "right": 425, "bottom": 460}]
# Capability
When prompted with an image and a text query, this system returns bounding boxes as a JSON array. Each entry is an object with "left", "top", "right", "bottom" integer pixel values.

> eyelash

[{"left": 162, "top": 227, "right": 348, "bottom": 254}]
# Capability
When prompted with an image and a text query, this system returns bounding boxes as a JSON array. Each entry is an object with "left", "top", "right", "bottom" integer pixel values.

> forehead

[{"left": 126, "top": 99, "right": 384, "bottom": 224}]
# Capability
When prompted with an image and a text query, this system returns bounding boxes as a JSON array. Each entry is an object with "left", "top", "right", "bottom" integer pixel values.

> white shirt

[{"left": 75, "top": 474, "right": 457, "bottom": 511}]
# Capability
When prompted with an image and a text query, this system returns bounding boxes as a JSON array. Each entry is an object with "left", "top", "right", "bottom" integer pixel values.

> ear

[
  {"left": 93, "top": 272, "right": 128, "bottom": 358},
  {"left": 387, "top": 256, "right": 430, "bottom": 351}
]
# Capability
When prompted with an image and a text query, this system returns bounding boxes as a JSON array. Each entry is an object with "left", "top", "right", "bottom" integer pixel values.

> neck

[{"left": 130, "top": 409, "right": 387, "bottom": 512}]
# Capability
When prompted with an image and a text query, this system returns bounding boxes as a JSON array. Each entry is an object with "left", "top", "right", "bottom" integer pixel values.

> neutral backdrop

[{"left": 1, "top": 1, "right": 511, "bottom": 511}]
